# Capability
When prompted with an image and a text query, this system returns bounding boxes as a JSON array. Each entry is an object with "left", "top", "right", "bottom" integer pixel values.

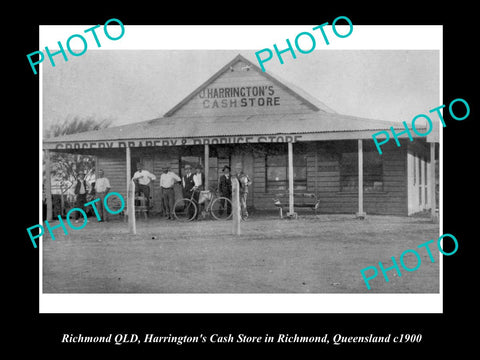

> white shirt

[
  {"left": 77, "top": 180, "right": 87, "bottom": 194},
  {"left": 193, "top": 173, "right": 203, "bottom": 188},
  {"left": 133, "top": 170, "right": 156, "bottom": 185},
  {"left": 160, "top": 171, "right": 181, "bottom": 188},
  {"left": 95, "top": 177, "right": 111, "bottom": 193}
]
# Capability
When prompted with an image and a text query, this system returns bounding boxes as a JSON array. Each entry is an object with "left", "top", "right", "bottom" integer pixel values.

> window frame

[
  {"left": 339, "top": 147, "right": 384, "bottom": 193},
  {"left": 265, "top": 145, "right": 308, "bottom": 193}
]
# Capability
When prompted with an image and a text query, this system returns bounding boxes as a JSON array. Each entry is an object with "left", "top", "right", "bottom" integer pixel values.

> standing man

[
  {"left": 218, "top": 165, "right": 232, "bottom": 216},
  {"left": 181, "top": 164, "right": 195, "bottom": 198},
  {"left": 94, "top": 169, "right": 111, "bottom": 222},
  {"left": 132, "top": 162, "right": 156, "bottom": 208},
  {"left": 182, "top": 164, "right": 196, "bottom": 219},
  {"left": 74, "top": 171, "right": 89, "bottom": 223},
  {"left": 193, "top": 164, "right": 205, "bottom": 191},
  {"left": 234, "top": 164, "right": 252, "bottom": 220},
  {"left": 193, "top": 164, "right": 205, "bottom": 219},
  {"left": 159, "top": 165, "right": 181, "bottom": 220}
]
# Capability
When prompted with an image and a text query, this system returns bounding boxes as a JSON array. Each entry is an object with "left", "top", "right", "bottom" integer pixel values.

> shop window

[
  {"left": 208, "top": 157, "right": 218, "bottom": 190},
  {"left": 267, "top": 155, "right": 288, "bottom": 192},
  {"left": 340, "top": 150, "right": 383, "bottom": 192},
  {"left": 266, "top": 145, "right": 307, "bottom": 193}
]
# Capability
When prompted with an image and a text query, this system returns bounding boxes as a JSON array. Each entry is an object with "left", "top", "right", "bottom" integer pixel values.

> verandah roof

[{"left": 43, "top": 111, "right": 428, "bottom": 147}]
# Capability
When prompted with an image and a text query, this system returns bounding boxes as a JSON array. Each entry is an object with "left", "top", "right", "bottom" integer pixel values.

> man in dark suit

[
  {"left": 181, "top": 164, "right": 195, "bottom": 218},
  {"left": 219, "top": 165, "right": 232, "bottom": 216},
  {"left": 182, "top": 164, "right": 195, "bottom": 197},
  {"left": 73, "top": 171, "right": 89, "bottom": 223}
]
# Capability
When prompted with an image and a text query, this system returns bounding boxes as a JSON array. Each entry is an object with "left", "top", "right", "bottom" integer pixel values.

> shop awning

[{"left": 43, "top": 111, "right": 433, "bottom": 150}]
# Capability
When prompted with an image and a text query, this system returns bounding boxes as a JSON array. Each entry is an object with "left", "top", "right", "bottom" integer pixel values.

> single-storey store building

[{"left": 43, "top": 54, "right": 438, "bottom": 219}]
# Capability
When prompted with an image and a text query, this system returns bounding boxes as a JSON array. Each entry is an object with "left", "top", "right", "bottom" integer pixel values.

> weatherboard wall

[
  {"left": 92, "top": 139, "right": 411, "bottom": 216},
  {"left": 170, "top": 59, "right": 316, "bottom": 118}
]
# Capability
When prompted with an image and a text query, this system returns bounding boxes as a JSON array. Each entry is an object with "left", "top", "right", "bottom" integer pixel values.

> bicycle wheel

[
  {"left": 210, "top": 197, "right": 233, "bottom": 220},
  {"left": 173, "top": 198, "right": 197, "bottom": 221}
]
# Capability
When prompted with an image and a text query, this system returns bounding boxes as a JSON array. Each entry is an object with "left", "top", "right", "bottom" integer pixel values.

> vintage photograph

[{"left": 41, "top": 49, "right": 440, "bottom": 294}]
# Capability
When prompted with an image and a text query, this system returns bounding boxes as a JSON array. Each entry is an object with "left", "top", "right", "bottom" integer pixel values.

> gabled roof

[
  {"left": 44, "top": 53, "right": 436, "bottom": 148},
  {"left": 266, "top": 70, "right": 337, "bottom": 114},
  {"left": 163, "top": 54, "right": 335, "bottom": 117}
]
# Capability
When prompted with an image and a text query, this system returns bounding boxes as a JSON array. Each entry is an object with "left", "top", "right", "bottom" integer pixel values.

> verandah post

[
  {"left": 287, "top": 141, "right": 295, "bottom": 217},
  {"left": 430, "top": 142, "right": 437, "bottom": 222},
  {"left": 356, "top": 139, "right": 366, "bottom": 219},
  {"left": 126, "top": 146, "right": 136, "bottom": 234},
  {"left": 204, "top": 144, "right": 209, "bottom": 190}
]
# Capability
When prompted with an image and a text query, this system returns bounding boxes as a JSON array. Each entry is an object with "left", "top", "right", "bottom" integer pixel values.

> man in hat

[
  {"left": 94, "top": 169, "right": 111, "bottom": 222},
  {"left": 234, "top": 164, "right": 252, "bottom": 220},
  {"left": 73, "top": 171, "right": 89, "bottom": 223},
  {"left": 159, "top": 165, "right": 181, "bottom": 220},
  {"left": 181, "top": 164, "right": 196, "bottom": 218},
  {"left": 132, "top": 162, "right": 156, "bottom": 208},
  {"left": 192, "top": 164, "right": 206, "bottom": 219},
  {"left": 193, "top": 164, "right": 205, "bottom": 191},
  {"left": 218, "top": 165, "right": 232, "bottom": 216},
  {"left": 181, "top": 164, "right": 195, "bottom": 198}
]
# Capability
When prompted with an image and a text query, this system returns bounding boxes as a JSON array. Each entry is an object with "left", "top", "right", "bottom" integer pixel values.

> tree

[
  {"left": 46, "top": 116, "right": 112, "bottom": 138},
  {"left": 44, "top": 116, "right": 112, "bottom": 215}
]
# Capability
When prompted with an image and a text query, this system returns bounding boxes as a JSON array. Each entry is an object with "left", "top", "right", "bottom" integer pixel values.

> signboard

[
  {"left": 198, "top": 85, "right": 280, "bottom": 109},
  {"left": 49, "top": 135, "right": 304, "bottom": 150},
  {"left": 45, "top": 130, "right": 419, "bottom": 150}
]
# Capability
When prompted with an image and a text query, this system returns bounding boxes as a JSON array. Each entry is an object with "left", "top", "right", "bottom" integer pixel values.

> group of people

[
  {"left": 131, "top": 162, "right": 251, "bottom": 220},
  {"left": 73, "top": 169, "right": 111, "bottom": 222},
  {"left": 72, "top": 162, "right": 251, "bottom": 222}
]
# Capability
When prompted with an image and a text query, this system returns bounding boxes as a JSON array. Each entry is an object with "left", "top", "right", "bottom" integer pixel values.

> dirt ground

[{"left": 42, "top": 213, "right": 440, "bottom": 293}]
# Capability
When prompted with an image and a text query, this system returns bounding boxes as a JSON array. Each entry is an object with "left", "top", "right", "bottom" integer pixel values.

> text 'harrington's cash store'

[{"left": 43, "top": 54, "right": 438, "bottom": 218}]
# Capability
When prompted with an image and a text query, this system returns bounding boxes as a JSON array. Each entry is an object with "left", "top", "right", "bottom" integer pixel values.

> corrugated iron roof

[
  {"left": 265, "top": 69, "right": 337, "bottom": 114},
  {"left": 43, "top": 53, "right": 437, "bottom": 145},
  {"left": 43, "top": 112, "right": 416, "bottom": 143}
]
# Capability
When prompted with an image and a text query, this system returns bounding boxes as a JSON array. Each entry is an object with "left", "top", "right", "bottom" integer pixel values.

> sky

[{"left": 42, "top": 49, "right": 439, "bottom": 129}]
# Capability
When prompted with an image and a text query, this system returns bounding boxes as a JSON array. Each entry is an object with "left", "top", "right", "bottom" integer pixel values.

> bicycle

[{"left": 173, "top": 188, "right": 233, "bottom": 221}]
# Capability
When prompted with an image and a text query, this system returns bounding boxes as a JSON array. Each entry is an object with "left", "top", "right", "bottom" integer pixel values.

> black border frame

[{"left": 16, "top": 5, "right": 476, "bottom": 354}]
